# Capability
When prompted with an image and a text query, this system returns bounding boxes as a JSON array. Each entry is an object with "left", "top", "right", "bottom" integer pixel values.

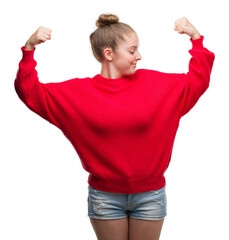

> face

[{"left": 105, "top": 31, "right": 142, "bottom": 77}]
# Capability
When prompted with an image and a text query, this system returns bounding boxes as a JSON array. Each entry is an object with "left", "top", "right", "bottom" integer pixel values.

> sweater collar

[{"left": 91, "top": 72, "right": 137, "bottom": 92}]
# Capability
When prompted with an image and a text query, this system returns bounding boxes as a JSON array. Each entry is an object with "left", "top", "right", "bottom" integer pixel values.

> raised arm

[
  {"left": 174, "top": 17, "right": 215, "bottom": 117},
  {"left": 15, "top": 26, "right": 52, "bottom": 97},
  {"left": 14, "top": 27, "right": 61, "bottom": 128}
]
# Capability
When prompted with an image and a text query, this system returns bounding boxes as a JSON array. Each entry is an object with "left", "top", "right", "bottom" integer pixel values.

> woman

[{"left": 14, "top": 14, "right": 215, "bottom": 240}]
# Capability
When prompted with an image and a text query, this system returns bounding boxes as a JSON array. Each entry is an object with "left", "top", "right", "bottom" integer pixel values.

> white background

[{"left": 1, "top": 0, "right": 228, "bottom": 239}]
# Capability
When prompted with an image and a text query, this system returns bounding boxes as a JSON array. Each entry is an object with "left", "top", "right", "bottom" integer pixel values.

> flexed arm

[
  {"left": 15, "top": 26, "right": 52, "bottom": 97},
  {"left": 174, "top": 17, "right": 215, "bottom": 117},
  {"left": 14, "top": 27, "right": 61, "bottom": 128}
]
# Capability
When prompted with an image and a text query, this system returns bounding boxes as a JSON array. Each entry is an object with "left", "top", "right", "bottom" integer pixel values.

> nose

[{"left": 135, "top": 51, "right": 142, "bottom": 61}]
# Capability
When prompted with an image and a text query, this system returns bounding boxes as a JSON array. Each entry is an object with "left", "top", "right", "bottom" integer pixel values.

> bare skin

[{"left": 89, "top": 217, "right": 164, "bottom": 240}]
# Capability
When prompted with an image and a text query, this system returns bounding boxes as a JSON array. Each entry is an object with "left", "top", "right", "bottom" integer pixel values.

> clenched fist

[
  {"left": 174, "top": 17, "right": 201, "bottom": 40},
  {"left": 25, "top": 26, "right": 52, "bottom": 50}
]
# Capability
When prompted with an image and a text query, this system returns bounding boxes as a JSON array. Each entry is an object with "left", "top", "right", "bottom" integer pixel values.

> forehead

[{"left": 118, "top": 32, "right": 139, "bottom": 48}]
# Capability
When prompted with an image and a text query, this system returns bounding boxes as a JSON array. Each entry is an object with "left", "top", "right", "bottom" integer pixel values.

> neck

[{"left": 100, "top": 62, "right": 122, "bottom": 79}]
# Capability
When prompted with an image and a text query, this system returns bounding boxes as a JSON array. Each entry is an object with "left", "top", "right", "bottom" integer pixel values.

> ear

[{"left": 103, "top": 47, "right": 113, "bottom": 62}]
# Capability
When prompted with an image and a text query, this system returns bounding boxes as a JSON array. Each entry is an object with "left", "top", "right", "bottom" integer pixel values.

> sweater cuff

[
  {"left": 190, "top": 35, "right": 204, "bottom": 49},
  {"left": 21, "top": 46, "right": 36, "bottom": 62}
]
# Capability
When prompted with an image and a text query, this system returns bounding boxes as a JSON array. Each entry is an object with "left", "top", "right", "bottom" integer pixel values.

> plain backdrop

[{"left": 1, "top": 0, "right": 228, "bottom": 239}]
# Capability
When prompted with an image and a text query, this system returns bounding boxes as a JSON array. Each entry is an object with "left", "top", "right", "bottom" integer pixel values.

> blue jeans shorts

[{"left": 87, "top": 185, "right": 167, "bottom": 220}]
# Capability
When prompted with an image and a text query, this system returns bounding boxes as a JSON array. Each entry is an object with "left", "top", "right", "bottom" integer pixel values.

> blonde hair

[{"left": 90, "top": 14, "right": 135, "bottom": 62}]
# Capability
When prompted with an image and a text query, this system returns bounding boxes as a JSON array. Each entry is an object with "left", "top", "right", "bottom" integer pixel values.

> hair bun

[{"left": 96, "top": 14, "right": 119, "bottom": 27}]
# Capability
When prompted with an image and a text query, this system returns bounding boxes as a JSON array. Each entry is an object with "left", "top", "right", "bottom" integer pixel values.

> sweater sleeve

[
  {"left": 178, "top": 35, "right": 215, "bottom": 117},
  {"left": 14, "top": 46, "right": 61, "bottom": 129}
]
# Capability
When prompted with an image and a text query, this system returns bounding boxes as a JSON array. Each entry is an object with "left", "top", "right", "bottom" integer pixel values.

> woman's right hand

[{"left": 24, "top": 26, "right": 52, "bottom": 50}]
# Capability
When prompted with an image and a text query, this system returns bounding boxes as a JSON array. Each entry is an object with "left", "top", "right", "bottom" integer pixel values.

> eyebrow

[{"left": 128, "top": 45, "right": 138, "bottom": 49}]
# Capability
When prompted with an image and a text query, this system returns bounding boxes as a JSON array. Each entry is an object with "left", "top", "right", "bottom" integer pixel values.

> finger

[
  {"left": 175, "top": 20, "right": 184, "bottom": 27},
  {"left": 174, "top": 25, "right": 185, "bottom": 34},
  {"left": 42, "top": 32, "right": 51, "bottom": 39},
  {"left": 174, "top": 19, "right": 182, "bottom": 26},
  {"left": 175, "top": 16, "right": 187, "bottom": 23},
  {"left": 39, "top": 26, "right": 52, "bottom": 32},
  {"left": 174, "top": 17, "right": 187, "bottom": 27},
  {"left": 41, "top": 27, "right": 52, "bottom": 35},
  {"left": 37, "top": 27, "right": 52, "bottom": 39},
  {"left": 43, "top": 27, "right": 52, "bottom": 33},
  {"left": 37, "top": 30, "right": 51, "bottom": 41},
  {"left": 38, "top": 35, "right": 49, "bottom": 43},
  {"left": 174, "top": 21, "right": 181, "bottom": 29}
]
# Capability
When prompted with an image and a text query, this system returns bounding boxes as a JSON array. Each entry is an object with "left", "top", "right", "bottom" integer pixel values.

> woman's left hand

[{"left": 174, "top": 17, "right": 201, "bottom": 40}]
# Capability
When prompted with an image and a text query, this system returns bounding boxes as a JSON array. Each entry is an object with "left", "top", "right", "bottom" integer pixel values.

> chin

[{"left": 124, "top": 68, "right": 136, "bottom": 76}]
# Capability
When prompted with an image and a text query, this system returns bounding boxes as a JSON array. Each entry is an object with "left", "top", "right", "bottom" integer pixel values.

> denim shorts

[{"left": 87, "top": 185, "right": 167, "bottom": 220}]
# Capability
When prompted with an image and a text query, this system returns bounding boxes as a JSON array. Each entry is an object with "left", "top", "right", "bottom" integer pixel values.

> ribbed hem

[
  {"left": 190, "top": 35, "right": 204, "bottom": 49},
  {"left": 88, "top": 174, "right": 166, "bottom": 194},
  {"left": 21, "top": 46, "right": 36, "bottom": 62}
]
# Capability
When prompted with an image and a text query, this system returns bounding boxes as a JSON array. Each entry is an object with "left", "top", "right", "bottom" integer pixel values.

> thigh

[
  {"left": 89, "top": 217, "right": 129, "bottom": 240},
  {"left": 87, "top": 185, "right": 128, "bottom": 220},
  {"left": 129, "top": 218, "right": 164, "bottom": 240},
  {"left": 129, "top": 186, "right": 167, "bottom": 221}
]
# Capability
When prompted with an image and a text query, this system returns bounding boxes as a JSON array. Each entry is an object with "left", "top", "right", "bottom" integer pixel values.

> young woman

[{"left": 14, "top": 14, "right": 215, "bottom": 240}]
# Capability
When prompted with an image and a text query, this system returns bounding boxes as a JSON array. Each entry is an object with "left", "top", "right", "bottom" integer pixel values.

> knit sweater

[{"left": 14, "top": 35, "right": 215, "bottom": 194}]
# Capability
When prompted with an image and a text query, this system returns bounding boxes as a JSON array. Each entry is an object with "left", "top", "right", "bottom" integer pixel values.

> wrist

[
  {"left": 24, "top": 42, "right": 35, "bottom": 50},
  {"left": 191, "top": 32, "right": 201, "bottom": 40},
  {"left": 190, "top": 35, "right": 204, "bottom": 49}
]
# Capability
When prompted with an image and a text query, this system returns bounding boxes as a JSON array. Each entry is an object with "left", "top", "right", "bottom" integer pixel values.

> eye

[{"left": 129, "top": 51, "right": 135, "bottom": 55}]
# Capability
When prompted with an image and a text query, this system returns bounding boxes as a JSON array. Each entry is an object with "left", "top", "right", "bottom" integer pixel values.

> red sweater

[{"left": 14, "top": 35, "right": 215, "bottom": 194}]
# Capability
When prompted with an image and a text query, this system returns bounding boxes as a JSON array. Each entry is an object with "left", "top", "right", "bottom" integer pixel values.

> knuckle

[{"left": 37, "top": 34, "right": 43, "bottom": 39}]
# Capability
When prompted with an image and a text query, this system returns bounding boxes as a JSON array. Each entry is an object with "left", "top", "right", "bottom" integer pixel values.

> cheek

[
  {"left": 122, "top": 55, "right": 134, "bottom": 66},
  {"left": 114, "top": 52, "right": 134, "bottom": 70},
  {"left": 116, "top": 58, "right": 130, "bottom": 68}
]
